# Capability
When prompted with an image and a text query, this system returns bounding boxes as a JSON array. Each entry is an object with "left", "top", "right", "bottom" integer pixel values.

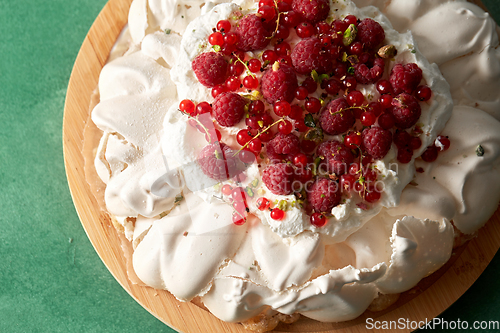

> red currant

[
  {"left": 278, "top": 119, "right": 293, "bottom": 134},
  {"left": 310, "top": 213, "right": 327, "bottom": 227},
  {"left": 421, "top": 145, "right": 438, "bottom": 162},
  {"left": 224, "top": 32, "right": 238, "bottom": 46},
  {"left": 377, "top": 112, "right": 395, "bottom": 130},
  {"left": 275, "top": 25, "right": 290, "bottom": 40},
  {"left": 248, "top": 138, "right": 263, "bottom": 153},
  {"left": 274, "top": 100, "right": 291, "bottom": 117},
  {"left": 344, "top": 132, "right": 362, "bottom": 149},
  {"left": 270, "top": 208, "right": 286, "bottom": 220},
  {"left": 217, "top": 20, "right": 231, "bottom": 33},
  {"left": 232, "top": 212, "right": 246, "bottom": 225},
  {"left": 208, "top": 32, "right": 224, "bottom": 46},
  {"left": 237, "top": 129, "right": 252, "bottom": 146},
  {"left": 436, "top": 135, "right": 451, "bottom": 151},
  {"left": 295, "top": 86, "right": 308, "bottom": 100},
  {"left": 239, "top": 150, "right": 256, "bottom": 164},
  {"left": 248, "top": 59, "right": 261, "bottom": 73},
  {"left": 347, "top": 91, "right": 364, "bottom": 107},
  {"left": 195, "top": 101, "right": 212, "bottom": 115},
  {"left": 179, "top": 99, "right": 195, "bottom": 114},
  {"left": 296, "top": 22, "right": 315, "bottom": 38},
  {"left": 416, "top": 85, "right": 432, "bottom": 101},
  {"left": 257, "top": 197, "right": 271, "bottom": 211},
  {"left": 274, "top": 42, "right": 291, "bottom": 56},
  {"left": 262, "top": 50, "right": 278, "bottom": 64},
  {"left": 249, "top": 100, "right": 264, "bottom": 115},
  {"left": 211, "top": 85, "right": 226, "bottom": 98},
  {"left": 243, "top": 75, "right": 259, "bottom": 89},
  {"left": 293, "top": 153, "right": 308, "bottom": 168},
  {"left": 344, "top": 15, "right": 358, "bottom": 26},
  {"left": 225, "top": 76, "right": 241, "bottom": 91},
  {"left": 376, "top": 79, "right": 393, "bottom": 95},
  {"left": 222, "top": 184, "right": 233, "bottom": 195},
  {"left": 304, "top": 97, "right": 321, "bottom": 113}
]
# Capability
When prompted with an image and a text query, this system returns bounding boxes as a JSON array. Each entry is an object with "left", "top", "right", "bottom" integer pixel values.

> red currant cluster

[{"left": 256, "top": 197, "right": 286, "bottom": 221}]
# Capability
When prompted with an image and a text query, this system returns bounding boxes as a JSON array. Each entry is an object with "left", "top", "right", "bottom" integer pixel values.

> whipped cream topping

[{"left": 88, "top": 0, "right": 500, "bottom": 325}]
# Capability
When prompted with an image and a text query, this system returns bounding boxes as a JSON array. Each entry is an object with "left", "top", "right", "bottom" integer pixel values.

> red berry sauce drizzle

[{"left": 178, "top": 0, "right": 450, "bottom": 227}]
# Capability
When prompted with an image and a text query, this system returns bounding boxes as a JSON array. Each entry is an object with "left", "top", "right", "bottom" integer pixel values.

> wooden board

[{"left": 63, "top": 0, "right": 500, "bottom": 332}]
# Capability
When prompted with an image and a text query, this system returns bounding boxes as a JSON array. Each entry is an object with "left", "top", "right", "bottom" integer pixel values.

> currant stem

[{"left": 233, "top": 117, "right": 285, "bottom": 156}]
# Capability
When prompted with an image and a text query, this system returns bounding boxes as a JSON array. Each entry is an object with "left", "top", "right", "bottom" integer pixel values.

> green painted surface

[{"left": 0, "top": 1, "right": 499, "bottom": 332}]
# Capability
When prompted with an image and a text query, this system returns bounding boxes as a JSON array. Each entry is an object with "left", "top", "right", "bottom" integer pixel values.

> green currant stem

[
  {"left": 233, "top": 117, "right": 285, "bottom": 156},
  {"left": 265, "top": 0, "right": 282, "bottom": 40},
  {"left": 329, "top": 105, "right": 367, "bottom": 115},
  {"left": 235, "top": 57, "right": 257, "bottom": 79}
]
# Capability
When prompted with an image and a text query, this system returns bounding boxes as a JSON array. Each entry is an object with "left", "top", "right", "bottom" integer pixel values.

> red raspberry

[
  {"left": 198, "top": 142, "right": 238, "bottom": 181},
  {"left": 262, "top": 163, "right": 294, "bottom": 195},
  {"left": 192, "top": 52, "right": 229, "bottom": 87},
  {"left": 390, "top": 93, "right": 422, "bottom": 129},
  {"left": 267, "top": 132, "right": 300, "bottom": 158},
  {"left": 291, "top": 37, "right": 333, "bottom": 75},
  {"left": 236, "top": 14, "right": 271, "bottom": 52},
  {"left": 292, "top": 0, "right": 330, "bottom": 23},
  {"left": 389, "top": 63, "right": 423, "bottom": 94},
  {"left": 362, "top": 126, "right": 392, "bottom": 160},
  {"left": 319, "top": 98, "right": 355, "bottom": 135},
  {"left": 261, "top": 64, "right": 298, "bottom": 104},
  {"left": 356, "top": 18, "right": 385, "bottom": 50},
  {"left": 354, "top": 57, "right": 385, "bottom": 84},
  {"left": 317, "top": 140, "right": 354, "bottom": 176},
  {"left": 212, "top": 92, "right": 247, "bottom": 127},
  {"left": 307, "top": 178, "right": 341, "bottom": 213}
]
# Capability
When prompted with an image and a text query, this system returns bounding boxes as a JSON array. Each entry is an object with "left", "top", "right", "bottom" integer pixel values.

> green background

[{"left": 1, "top": 0, "right": 499, "bottom": 332}]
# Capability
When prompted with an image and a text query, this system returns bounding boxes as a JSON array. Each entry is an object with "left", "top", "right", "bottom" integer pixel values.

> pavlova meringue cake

[{"left": 86, "top": 0, "right": 500, "bottom": 331}]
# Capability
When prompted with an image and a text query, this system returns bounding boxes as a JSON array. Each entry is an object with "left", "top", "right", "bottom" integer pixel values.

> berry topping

[
  {"left": 317, "top": 140, "right": 354, "bottom": 176},
  {"left": 291, "top": 37, "right": 333, "bottom": 75},
  {"left": 319, "top": 98, "right": 356, "bottom": 135},
  {"left": 198, "top": 142, "right": 238, "bottom": 181},
  {"left": 262, "top": 163, "right": 295, "bottom": 195},
  {"left": 354, "top": 57, "right": 385, "bottom": 84},
  {"left": 212, "top": 92, "right": 247, "bottom": 127},
  {"left": 292, "top": 0, "right": 330, "bottom": 23},
  {"left": 362, "top": 126, "right": 392, "bottom": 159},
  {"left": 261, "top": 64, "right": 298, "bottom": 104},
  {"left": 390, "top": 63, "right": 423, "bottom": 94},
  {"left": 307, "top": 178, "right": 341, "bottom": 213},
  {"left": 267, "top": 132, "right": 300, "bottom": 157},
  {"left": 236, "top": 14, "right": 271, "bottom": 51},
  {"left": 356, "top": 18, "right": 385, "bottom": 50},
  {"left": 192, "top": 52, "right": 228, "bottom": 87},
  {"left": 390, "top": 93, "right": 422, "bottom": 129}
]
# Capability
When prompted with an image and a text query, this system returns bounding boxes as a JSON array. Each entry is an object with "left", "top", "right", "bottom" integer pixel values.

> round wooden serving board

[{"left": 63, "top": 0, "right": 500, "bottom": 332}]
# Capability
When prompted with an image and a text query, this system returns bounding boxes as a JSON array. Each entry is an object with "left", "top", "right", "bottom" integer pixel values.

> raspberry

[
  {"left": 267, "top": 132, "right": 300, "bottom": 158},
  {"left": 390, "top": 93, "right": 422, "bottom": 129},
  {"left": 236, "top": 14, "right": 271, "bottom": 52},
  {"left": 291, "top": 37, "right": 333, "bottom": 75},
  {"left": 319, "top": 98, "right": 355, "bottom": 135},
  {"left": 212, "top": 92, "right": 247, "bottom": 127},
  {"left": 362, "top": 126, "right": 392, "bottom": 160},
  {"left": 198, "top": 142, "right": 238, "bottom": 181},
  {"left": 317, "top": 140, "right": 354, "bottom": 176},
  {"left": 292, "top": 0, "right": 330, "bottom": 23},
  {"left": 389, "top": 63, "right": 423, "bottom": 94},
  {"left": 307, "top": 178, "right": 341, "bottom": 213},
  {"left": 261, "top": 64, "right": 298, "bottom": 104},
  {"left": 192, "top": 52, "right": 228, "bottom": 88},
  {"left": 356, "top": 18, "right": 385, "bottom": 50},
  {"left": 354, "top": 57, "right": 385, "bottom": 84},
  {"left": 262, "top": 163, "right": 294, "bottom": 195}
]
